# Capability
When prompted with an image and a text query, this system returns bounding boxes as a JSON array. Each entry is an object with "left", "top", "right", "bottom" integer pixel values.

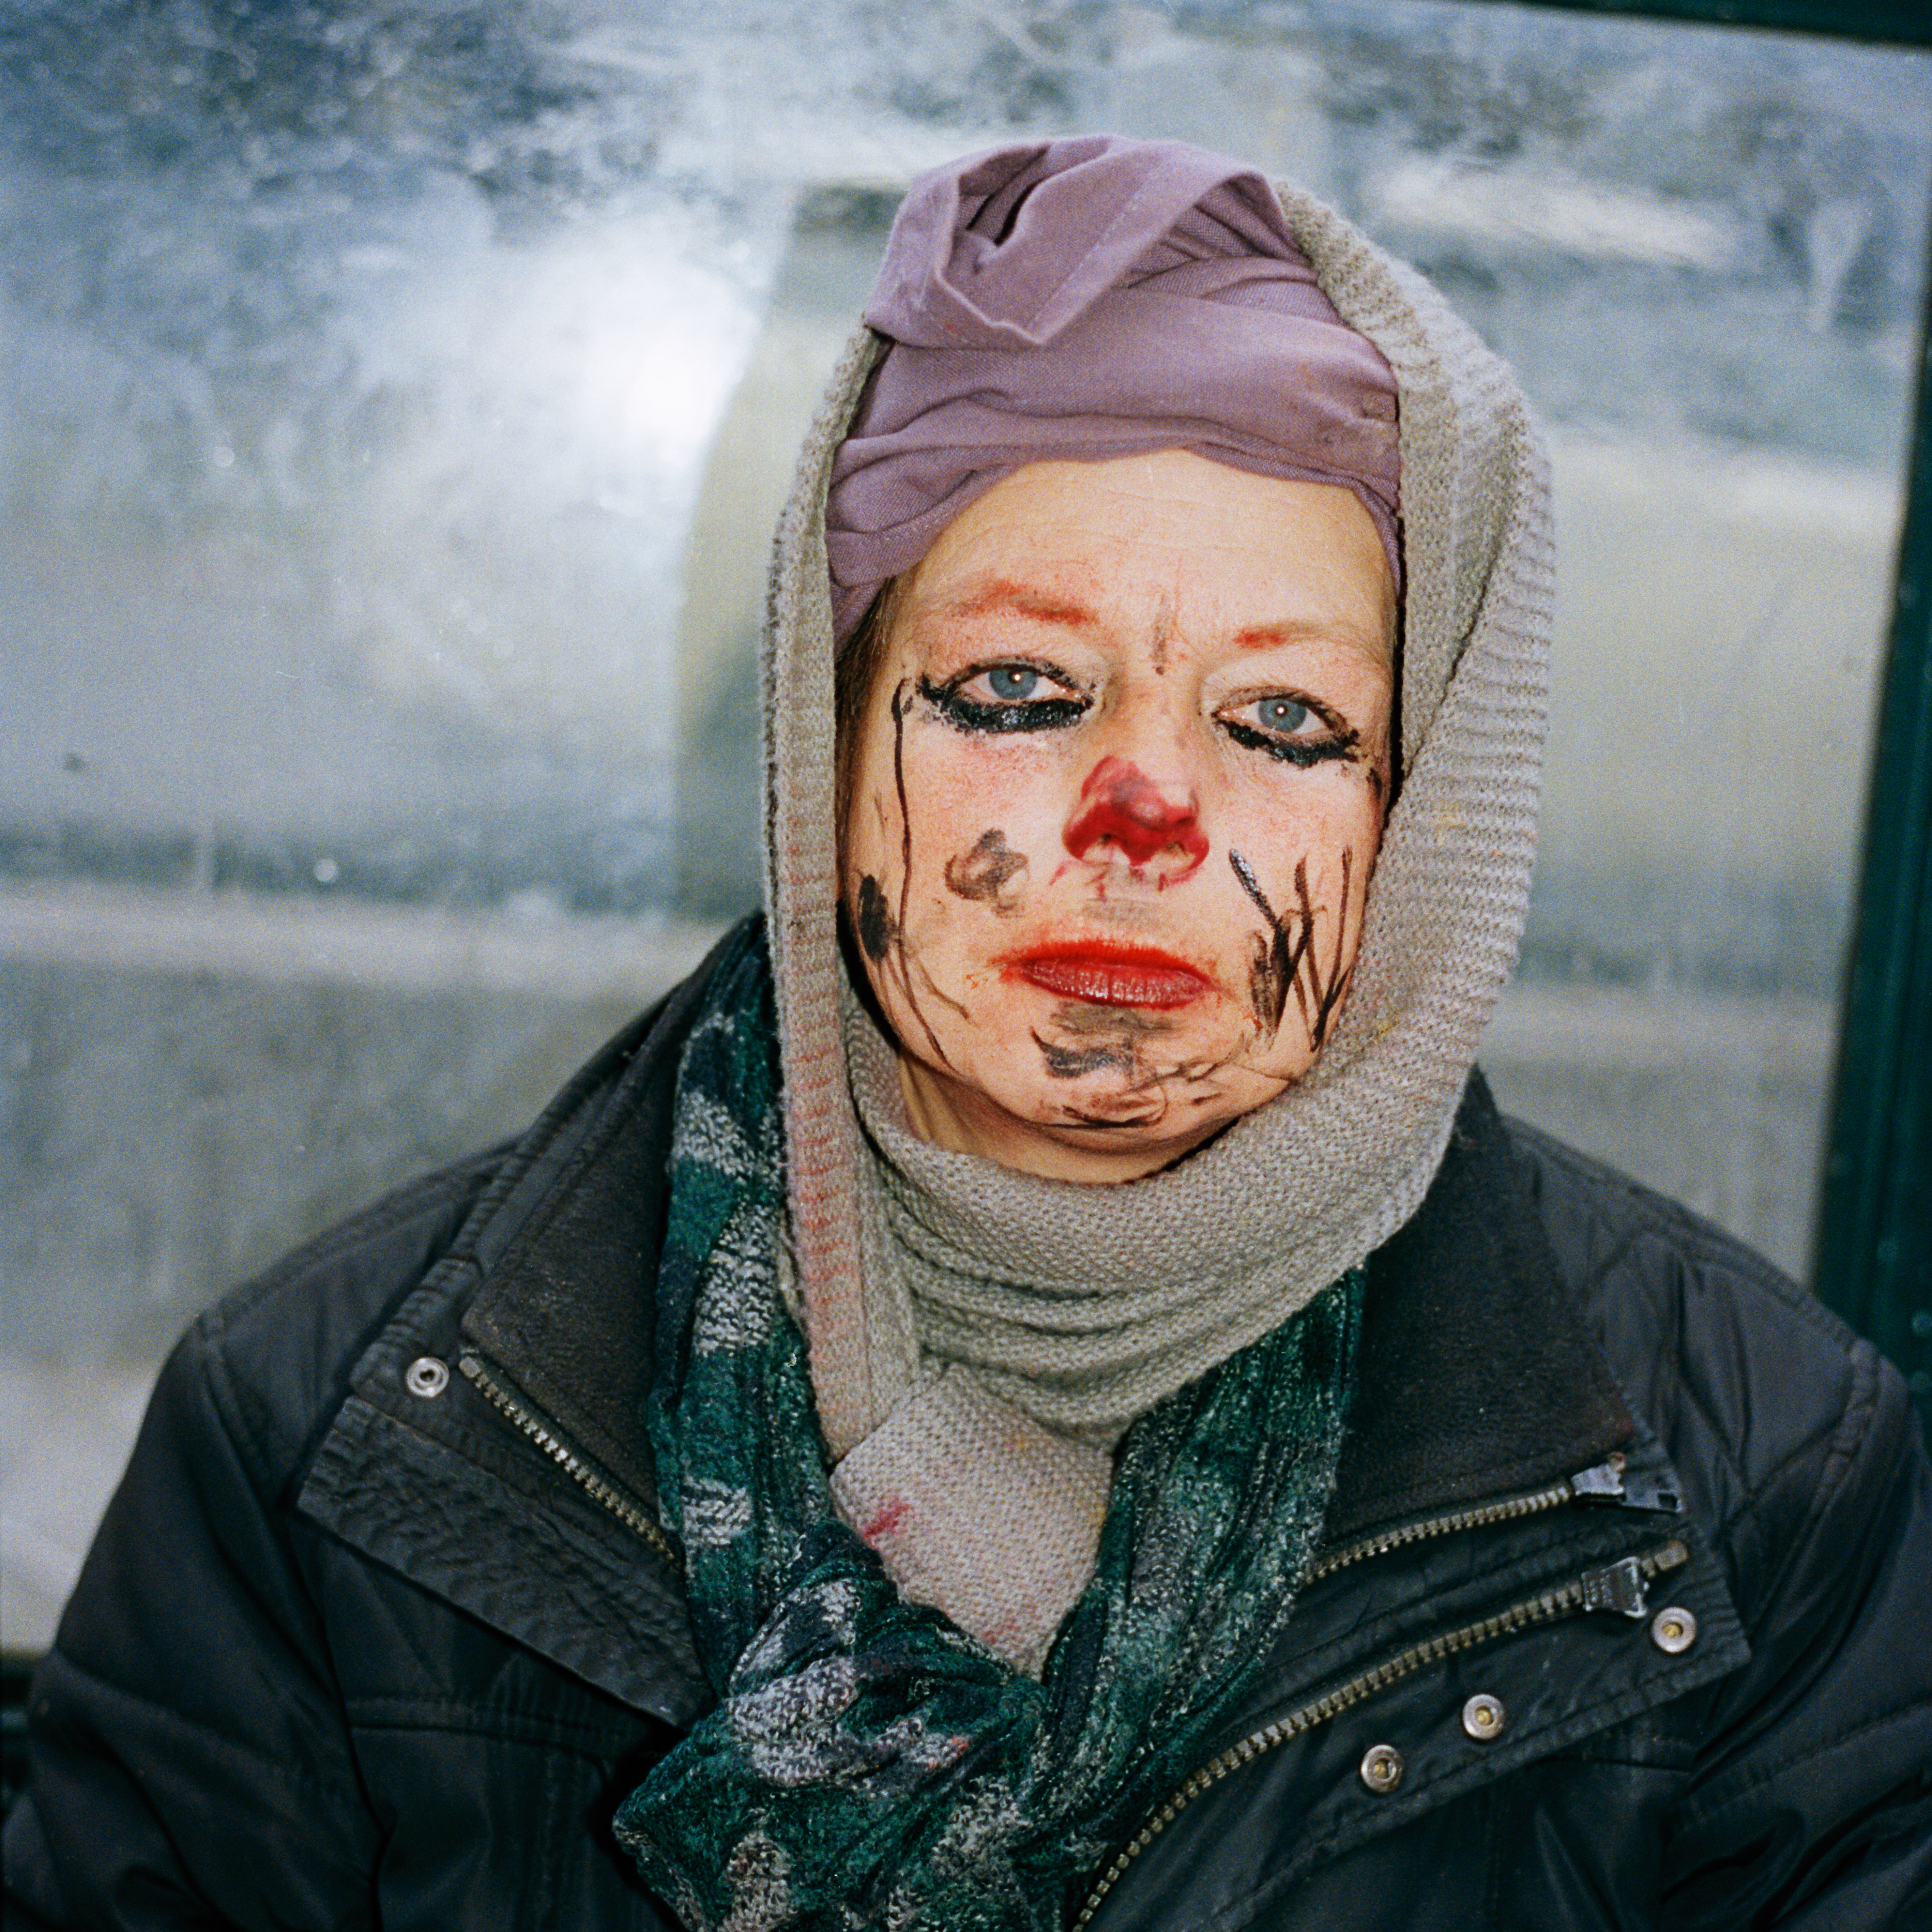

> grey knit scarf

[
  {"left": 763, "top": 182, "right": 1552, "bottom": 1477},
  {"left": 753, "top": 167, "right": 1550, "bottom": 1674}
]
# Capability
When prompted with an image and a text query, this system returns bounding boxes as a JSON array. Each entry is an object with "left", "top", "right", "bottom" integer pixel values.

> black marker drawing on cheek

[
  {"left": 1032, "top": 999, "right": 1168, "bottom": 1080},
  {"left": 857, "top": 680, "right": 955, "bottom": 1069},
  {"left": 1038, "top": 1043, "right": 1234, "bottom": 1129},
  {"left": 1035, "top": 1043, "right": 1172, "bottom": 1128},
  {"left": 1029, "top": 1002, "right": 1228, "bottom": 1129},
  {"left": 1032, "top": 1033, "right": 1138, "bottom": 1080},
  {"left": 892, "top": 682, "right": 914, "bottom": 948},
  {"left": 912, "top": 957, "right": 971, "bottom": 1022},
  {"left": 856, "top": 874, "right": 895, "bottom": 961},
  {"left": 1307, "top": 848, "right": 1356, "bottom": 1051},
  {"left": 1031, "top": 1002, "right": 1150, "bottom": 1085},
  {"left": 1229, "top": 849, "right": 1310, "bottom": 1038},
  {"left": 1228, "top": 848, "right": 1358, "bottom": 1052},
  {"left": 944, "top": 829, "right": 1029, "bottom": 908}
]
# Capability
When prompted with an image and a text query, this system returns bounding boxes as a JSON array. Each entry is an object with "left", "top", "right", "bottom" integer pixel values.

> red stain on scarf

[{"left": 861, "top": 1496, "right": 910, "bottom": 1543}]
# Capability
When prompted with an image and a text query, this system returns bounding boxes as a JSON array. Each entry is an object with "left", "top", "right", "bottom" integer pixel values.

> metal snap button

[
  {"left": 1650, "top": 1605, "right": 1698, "bottom": 1654},
  {"left": 405, "top": 1356, "right": 450, "bottom": 1398},
  {"left": 1461, "top": 1693, "right": 1507, "bottom": 1741},
  {"left": 1358, "top": 1743, "right": 1404, "bottom": 1794}
]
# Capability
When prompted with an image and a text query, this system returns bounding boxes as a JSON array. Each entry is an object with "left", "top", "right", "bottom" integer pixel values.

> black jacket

[{"left": 8, "top": 928, "right": 1932, "bottom": 1930}]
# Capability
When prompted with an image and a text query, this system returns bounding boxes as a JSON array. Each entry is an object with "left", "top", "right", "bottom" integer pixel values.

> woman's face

[{"left": 840, "top": 450, "right": 1396, "bottom": 1184}]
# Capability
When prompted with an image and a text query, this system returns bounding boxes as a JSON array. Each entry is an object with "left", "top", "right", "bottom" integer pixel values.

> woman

[{"left": 8, "top": 137, "right": 1931, "bottom": 1931}]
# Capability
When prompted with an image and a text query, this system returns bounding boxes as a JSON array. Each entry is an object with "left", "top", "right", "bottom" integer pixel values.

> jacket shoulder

[
  {"left": 4, "top": 1155, "right": 508, "bottom": 1929},
  {"left": 1501, "top": 1116, "right": 1874, "bottom": 1463},
  {"left": 1501, "top": 1113, "right": 1926, "bottom": 1638},
  {"left": 1498, "top": 1113, "right": 1932, "bottom": 1923},
  {"left": 188, "top": 929, "right": 742, "bottom": 1495},
  {"left": 190, "top": 1144, "right": 509, "bottom": 1495}
]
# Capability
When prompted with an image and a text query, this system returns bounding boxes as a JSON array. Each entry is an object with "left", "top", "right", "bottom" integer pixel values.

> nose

[{"left": 1063, "top": 755, "right": 1208, "bottom": 880}]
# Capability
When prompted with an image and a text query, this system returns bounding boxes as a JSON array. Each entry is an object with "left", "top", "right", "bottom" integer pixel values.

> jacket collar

[
  {"left": 1328, "top": 1070, "right": 1634, "bottom": 1542},
  {"left": 303, "top": 917, "right": 1634, "bottom": 1718}
]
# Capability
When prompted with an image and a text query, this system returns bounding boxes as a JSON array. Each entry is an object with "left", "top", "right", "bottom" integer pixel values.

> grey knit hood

[{"left": 758, "top": 166, "right": 1553, "bottom": 1474}]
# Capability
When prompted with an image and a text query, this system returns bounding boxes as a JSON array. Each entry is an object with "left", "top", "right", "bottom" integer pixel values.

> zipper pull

[
  {"left": 1571, "top": 1454, "right": 1682, "bottom": 1514},
  {"left": 1580, "top": 1555, "right": 1650, "bottom": 1619}
]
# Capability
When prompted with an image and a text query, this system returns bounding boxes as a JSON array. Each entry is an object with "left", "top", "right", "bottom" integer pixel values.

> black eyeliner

[
  {"left": 1221, "top": 716, "right": 1360, "bottom": 766},
  {"left": 917, "top": 671, "right": 1090, "bottom": 736}
]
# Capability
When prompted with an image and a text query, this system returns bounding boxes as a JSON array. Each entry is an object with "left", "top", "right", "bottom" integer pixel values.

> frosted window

[{"left": 4, "top": 0, "right": 1928, "bottom": 1648}]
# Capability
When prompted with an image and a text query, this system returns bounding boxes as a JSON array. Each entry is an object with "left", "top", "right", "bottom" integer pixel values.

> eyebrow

[
  {"left": 1233, "top": 618, "right": 1395, "bottom": 666},
  {"left": 933, "top": 581, "right": 1101, "bottom": 629}
]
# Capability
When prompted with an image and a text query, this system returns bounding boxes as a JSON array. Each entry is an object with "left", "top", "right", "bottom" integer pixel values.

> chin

[
  {"left": 882, "top": 962, "right": 1311, "bottom": 1178},
  {"left": 1021, "top": 1097, "right": 1241, "bottom": 1182},
  {"left": 1000, "top": 1053, "right": 1291, "bottom": 1164}
]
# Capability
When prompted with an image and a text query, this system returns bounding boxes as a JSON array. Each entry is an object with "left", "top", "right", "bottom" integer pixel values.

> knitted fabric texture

[
  {"left": 762, "top": 164, "right": 1552, "bottom": 1470},
  {"left": 614, "top": 924, "right": 1362, "bottom": 1931},
  {"left": 842, "top": 986, "right": 1350, "bottom": 1441}
]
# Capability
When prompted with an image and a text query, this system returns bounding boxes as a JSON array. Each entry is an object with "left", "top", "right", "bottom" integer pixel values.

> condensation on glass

[{"left": 2, "top": 0, "right": 1928, "bottom": 1648}]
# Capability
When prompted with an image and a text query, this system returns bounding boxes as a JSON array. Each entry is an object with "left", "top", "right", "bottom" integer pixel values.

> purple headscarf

[{"left": 824, "top": 135, "right": 1402, "bottom": 644}]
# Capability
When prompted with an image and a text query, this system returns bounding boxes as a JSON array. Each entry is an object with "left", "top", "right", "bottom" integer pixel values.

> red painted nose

[{"left": 1063, "top": 757, "right": 1208, "bottom": 874}]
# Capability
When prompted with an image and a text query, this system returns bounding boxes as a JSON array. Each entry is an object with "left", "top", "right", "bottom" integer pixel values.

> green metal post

[{"left": 1814, "top": 216, "right": 1932, "bottom": 1441}]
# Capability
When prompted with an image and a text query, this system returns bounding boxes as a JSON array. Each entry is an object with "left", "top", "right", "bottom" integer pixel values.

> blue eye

[
  {"left": 1218, "top": 694, "right": 1359, "bottom": 768},
  {"left": 1254, "top": 697, "right": 1309, "bottom": 734},
  {"left": 919, "top": 662, "right": 1090, "bottom": 735}
]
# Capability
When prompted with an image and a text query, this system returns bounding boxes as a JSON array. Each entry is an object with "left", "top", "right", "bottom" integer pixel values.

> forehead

[{"left": 892, "top": 452, "right": 1396, "bottom": 669}]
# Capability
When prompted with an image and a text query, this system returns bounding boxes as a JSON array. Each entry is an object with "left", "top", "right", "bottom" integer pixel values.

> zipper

[
  {"left": 1307, "top": 1452, "right": 1673, "bottom": 1583},
  {"left": 458, "top": 1351, "right": 679, "bottom": 1568},
  {"left": 1073, "top": 1509, "right": 1690, "bottom": 1929},
  {"left": 1306, "top": 1478, "right": 1576, "bottom": 1582}
]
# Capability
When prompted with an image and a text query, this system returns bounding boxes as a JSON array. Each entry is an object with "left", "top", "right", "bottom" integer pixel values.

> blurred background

[{"left": 3, "top": 0, "right": 1930, "bottom": 1652}]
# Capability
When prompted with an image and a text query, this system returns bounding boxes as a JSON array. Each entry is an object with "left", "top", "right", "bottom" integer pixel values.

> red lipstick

[{"left": 1005, "top": 942, "right": 1214, "bottom": 1009}]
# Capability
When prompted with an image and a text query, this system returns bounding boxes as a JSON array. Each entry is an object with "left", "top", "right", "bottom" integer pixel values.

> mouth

[{"left": 1003, "top": 942, "right": 1215, "bottom": 1010}]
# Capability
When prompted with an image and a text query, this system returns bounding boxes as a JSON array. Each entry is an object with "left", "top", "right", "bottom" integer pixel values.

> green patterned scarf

[{"left": 614, "top": 923, "right": 1361, "bottom": 1930}]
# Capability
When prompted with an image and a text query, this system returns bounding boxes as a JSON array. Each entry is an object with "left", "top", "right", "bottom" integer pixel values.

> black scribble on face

[
  {"left": 944, "top": 828, "right": 1029, "bottom": 909},
  {"left": 1227, "top": 847, "right": 1356, "bottom": 1052},
  {"left": 1030, "top": 1010, "right": 1227, "bottom": 1136},
  {"left": 1049, "top": 1001, "right": 1172, "bottom": 1040},
  {"left": 856, "top": 874, "right": 895, "bottom": 961},
  {"left": 1032, "top": 1033, "right": 1139, "bottom": 1081},
  {"left": 1229, "top": 848, "right": 1311, "bottom": 1038},
  {"left": 1306, "top": 848, "right": 1355, "bottom": 1051},
  {"left": 853, "top": 680, "right": 955, "bottom": 1070},
  {"left": 1246, "top": 933, "right": 1283, "bottom": 1034},
  {"left": 913, "top": 955, "right": 970, "bottom": 1021},
  {"left": 891, "top": 682, "right": 915, "bottom": 947}
]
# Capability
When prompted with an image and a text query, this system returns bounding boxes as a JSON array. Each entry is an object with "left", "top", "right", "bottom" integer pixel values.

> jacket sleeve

[
  {"left": 2, "top": 1320, "right": 383, "bottom": 1929},
  {"left": 1662, "top": 1333, "right": 1932, "bottom": 1929}
]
